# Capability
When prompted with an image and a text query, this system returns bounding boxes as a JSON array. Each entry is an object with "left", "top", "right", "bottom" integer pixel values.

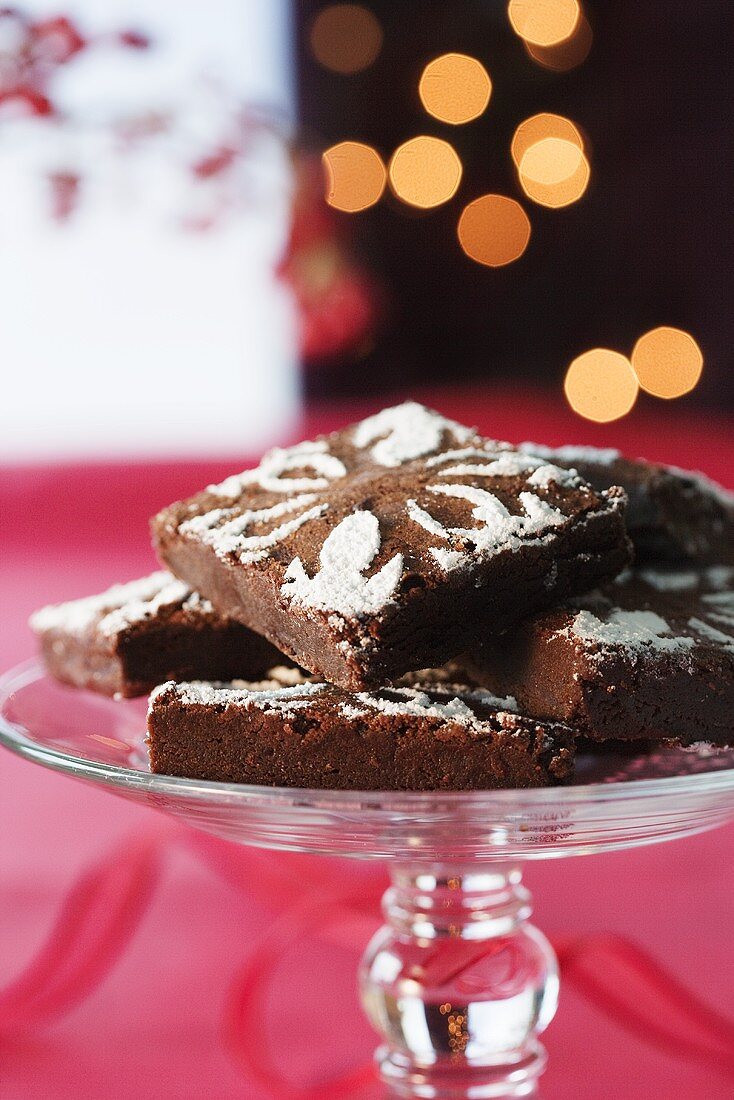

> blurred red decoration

[
  {"left": 192, "top": 144, "right": 238, "bottom": 180},
  {"left": 0, "top": 85, "right": 51, "bottom": 115},
  {"left": 0, "top": 9, "right": 84, "bottom": 107},
  {"left": 30, "top": 15, "right": 85, "bottom": 65},
  {"left": 48, "top": 170, "right": 80, "bottom": 222},
  {"left": 0, "top": 6, "right": 382, "bottom": 366},
  {"left": 117, "top": 29, "right": 151, "bottom": 51},
  {"left": 277, "top": 155, "right": 382, "bottom": 364}
]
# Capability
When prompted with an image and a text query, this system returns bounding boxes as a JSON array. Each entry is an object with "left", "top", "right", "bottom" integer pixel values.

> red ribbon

[{"left": 1, "top": 827, "right": 733, "bottom": 1096}]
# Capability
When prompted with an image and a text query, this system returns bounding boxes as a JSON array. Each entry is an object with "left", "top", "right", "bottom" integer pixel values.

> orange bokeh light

[
  {"left": 323, "top": 141, "right": 386, "bottom": 212},
  {"left": 508, "top": 0, "right": 580, "bottom": 47},
  {"left": 518, "top": 137, "right": 590, "bottom": 207},
  {"left": 310, "top": 4, "right": 383, "bottom": 74},
  {"left": 389, "top": 136, "right": 463, "bottom": 208},
  {"left": 457, "top": 194, "right": 531, "bottom": 267},
  {"left": 524, "top": 10, "right": 592, "bottom": 70},
  {"left": 631, "top": 326, "right": 704, "bottom": 399},
  {"left": 511, "top": 113, "right": 584, "bottom": 169},
  {"left": 419, "top": 53, "right": 492, "bottom": 125},
  {"left": 564, "top": 349, "right": 639, "bottom": 422}
]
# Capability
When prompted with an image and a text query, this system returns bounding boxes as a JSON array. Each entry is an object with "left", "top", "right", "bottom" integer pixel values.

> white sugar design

[
  {"left": 180, "top": 495, "right": 328, "bottom": 564},
  {"left": 30, "top": 571, "right": 201, "bottom": 637},
  {"left": 352, "top": 402, "right": 473, "bottom": 467},
  {"left": 281, "top": 511, "right": 403, "bottom": 617},
  {"left": 208, "top": 439, "right": 347, "bottom": 498},
  {"left": 520, "top": 442, "right": 622, "bottom": 466},
  {"left": 570, "top": 609, "right": 695, "bottom": 652},
  {"left": 179, "top": 438, "right": 354, "bottom": 568},
  {"left": 154, "top": 679, "right": 327, "bottom": 712},
  {"left": 407, "top": 484, "right": 566, "bottom": 571},
  {"left": 688, "top": 618, "right": 734, "bottom": 650},
  {"left": 694, "top": 591, "right": 734, "bottom": 645},
  {"left": 338, "top": 685, "right": 519, "bottom": 727}
]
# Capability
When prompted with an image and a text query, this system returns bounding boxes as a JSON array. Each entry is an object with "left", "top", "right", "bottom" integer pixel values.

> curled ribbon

[{"left": 1, "top": 827, "right": 733, "bottom": 1096}]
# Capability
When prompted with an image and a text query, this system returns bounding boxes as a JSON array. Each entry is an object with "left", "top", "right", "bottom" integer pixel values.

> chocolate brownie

[
  {"left": 464, "top": 565, "right": 734, "bottom": 744},
  {"left": 152, "top": 403, "right": 630, "bottom": 690},
  {"left": 146, "top": 670, "right": 575, "bottom": 790},
  {"left": 30, "top": 571, "right": 290, "bottom": 698},
  {"left": 520, "top": 443, "right": 734, "bottom": 563}
]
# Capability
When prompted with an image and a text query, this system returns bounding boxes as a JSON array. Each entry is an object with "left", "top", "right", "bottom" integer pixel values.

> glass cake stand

[{"left": 3, "top": 659, "right": 734, "bottom": 1099}]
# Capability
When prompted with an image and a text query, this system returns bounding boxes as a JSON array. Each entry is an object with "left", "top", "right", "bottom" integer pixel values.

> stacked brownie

[{"left": 31, "top": 403, "right": 734, "bottom": 790}]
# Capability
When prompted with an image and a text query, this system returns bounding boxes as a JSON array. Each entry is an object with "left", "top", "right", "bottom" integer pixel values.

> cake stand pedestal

[
  {"left": 360, "top": 864, "right": 555, "bottom": 1098},
  {"left": 3, "top": 660, "right": 734, "bottom": 1099}
]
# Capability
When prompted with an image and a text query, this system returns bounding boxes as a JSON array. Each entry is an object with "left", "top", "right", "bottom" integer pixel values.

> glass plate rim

[{"left": 3, "top": 657, "right": 734, "bottom": 809}]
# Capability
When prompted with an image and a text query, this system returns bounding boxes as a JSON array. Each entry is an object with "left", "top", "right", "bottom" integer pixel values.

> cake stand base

[{"left": 360, "top": 865, "right": 557, "bottom": 1098}]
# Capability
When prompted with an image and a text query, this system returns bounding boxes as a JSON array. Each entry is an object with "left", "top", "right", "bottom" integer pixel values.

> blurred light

[
  {"left": 518, "top": 137, "right": 590, "bottom": 207},
  {"left": 631, "top": 326, "right": 703, "bottom": 399},
  {"left": 419, "top": 53, "right": 492, "bottom": 125},
  {"left": 524, "top": 10, "right": 592, "bottom": 70},
  {"left": 389, "top": 136, "right": 462, "bottom": 208},
  {"left": 508, "top": 0, "right": 580, "bottom": 47},
  {"left": 323, "top": 141, "right": 386, "bottom": 212},
  {"left": 511, "top": 112, "right": 584, "bottom": 168},
  {"left": 564, "top": 349, "right": 639, "bottom": 422},
  {"left": 457, "top": 194, "right": 531, "bottom": 267},
  {"left": 310, "top": 4, "right": 383, "bottom": 74}
]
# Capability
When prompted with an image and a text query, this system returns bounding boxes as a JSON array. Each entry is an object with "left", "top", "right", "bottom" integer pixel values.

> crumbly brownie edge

[
  {"left": 146, "top": 683, "right": 575, "bottom": 790},
  {"left": 31, "top": 571, "right": 294, "bottom": 698},
  {"left": 464, "top": 570, "right": 734, "bottom": 745},
  {"left": 37, "top": 629, "right": 126, "bottom": 696}
]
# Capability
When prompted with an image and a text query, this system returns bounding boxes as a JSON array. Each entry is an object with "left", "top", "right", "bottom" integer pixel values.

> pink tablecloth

[{"left": 1, "top": 387, "right": 733, "bottom": 1099}]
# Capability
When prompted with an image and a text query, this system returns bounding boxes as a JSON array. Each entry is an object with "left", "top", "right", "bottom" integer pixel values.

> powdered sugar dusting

[
  {"left": 700, "top": 592, "right": 734, "bottom": 629},
  {"left": 526, "top": 463, "right": 580, "bottom": 489},
  {"left": 426, "top": 446, "right": 504, "bottom": 468},
  {"left": 351, "top": 402, "right": 473, "bottom": 467},
  {"left": 521, "top": 442, "right": 622, "bottom": 466},
  {"left": 687, "top": 617, "right": 734, "bottom": 650},
  {"left": 570, "top": 608, "right": 695, "bottom": 653},
  {"left": 207, "top": 440, "right": 347, "bottom": 498},
  {"left": 151, "top": 679, "right": 327, "bottom": 713},
  {"left": 702, "top": 566, "right": 734, "bottom": 591},
  {"left": 281, "top": 510, "right": 404, "bottom": 617},
  {"left": 353, "top": 687, "right": 478, "bottom": 723},
  {"left": 433, "top": 452, "right": 579, "bottom": 490},
  {"left": 635, "top": 566, "right": 734, "bottom": 594},
  {"left": 30, "top": 572, "right": 199, "bottom": 638},
  {"left": 517, "top": 491, "right": 567, "bottom": 529},
  {"left": 180, "top": 496, "right": 328, "bottom": 564},
  {"left": 429, "top": 547, "right": 468, "bottom": 572},
  {"left": 409, "top": 680, "right": 519, "bottom": 713},
  {"left": 416, "top": 484, "right": 567, "bottom": 555},
  {"left": 342, "top": 685, "right": 520, "bottom": 729},
  {"left": 637, "top": 569, "right": 699, "bottom": 592},
  {"left": 407, "top": 498, "right": 450, "bottom": 539}
]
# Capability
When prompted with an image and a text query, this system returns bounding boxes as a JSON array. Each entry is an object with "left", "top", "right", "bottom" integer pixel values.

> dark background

[{"left": 295, "top": 1, "right": 733, "bottom": 407}]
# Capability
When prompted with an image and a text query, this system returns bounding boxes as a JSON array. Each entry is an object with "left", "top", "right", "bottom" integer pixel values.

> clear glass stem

[{"left": 359, "top": 864, "right": 558, "bottom": 1099}]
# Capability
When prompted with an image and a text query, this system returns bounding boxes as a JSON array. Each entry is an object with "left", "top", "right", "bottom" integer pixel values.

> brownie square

[
  {"left": 152, "top": 403, "right": 630, "bottom": 689},
  {"left": 464, "top": 566, "right": 734, "bottom": 745},
  {"left": 146, "top": 671, "right": 575, "bottom": 790},
  {"left": 30, "top": 571, "right": 289, "bottom": 698},
  {"left": 520, "top": 443, "right": 734, "bottom": 563}
]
